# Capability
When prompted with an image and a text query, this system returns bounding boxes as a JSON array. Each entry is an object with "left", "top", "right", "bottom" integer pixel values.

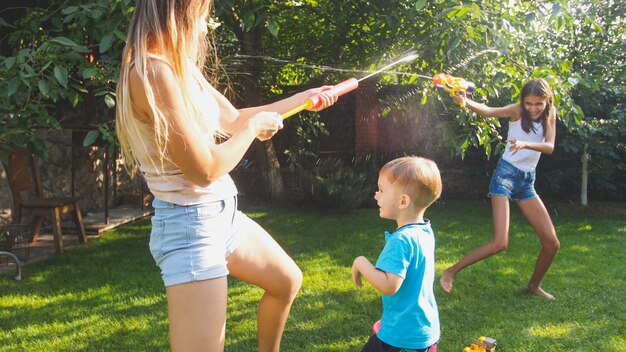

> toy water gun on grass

[
  {"left": 463, "top": 336, "right": 497, "bottom": 352},
  {"left": 432, "top": 73, "right": 475, "bottom": 108}
]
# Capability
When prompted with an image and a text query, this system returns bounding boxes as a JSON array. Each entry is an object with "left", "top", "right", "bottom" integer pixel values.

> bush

[{"left": 309, "top": 157, "right": 377, "bottom": 213}]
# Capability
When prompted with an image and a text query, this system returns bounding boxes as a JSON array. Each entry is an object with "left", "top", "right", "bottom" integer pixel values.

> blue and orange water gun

[{"left": 432, "top": 73, "right": 475, "bottom": 108}]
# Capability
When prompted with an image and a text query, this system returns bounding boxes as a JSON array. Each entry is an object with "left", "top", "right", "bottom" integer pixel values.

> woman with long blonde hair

[{"left": 116, "top": 1, "right": 335, "bottom": 350}]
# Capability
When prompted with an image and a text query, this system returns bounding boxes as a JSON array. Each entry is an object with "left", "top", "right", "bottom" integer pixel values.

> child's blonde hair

[
  {"left": 116, "top": 0, "right": 222, "bottom": 171},
  {"left": 380, "top": 156, "right": 442, "bottom": 209}
]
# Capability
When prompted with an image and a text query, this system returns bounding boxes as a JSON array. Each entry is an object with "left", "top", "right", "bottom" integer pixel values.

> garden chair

[
  {"left": 3, "top": 148, "right": 87, "bottom": 254},
  {"left": 1, "top": 223, "right": 25, "bottom": 281}
]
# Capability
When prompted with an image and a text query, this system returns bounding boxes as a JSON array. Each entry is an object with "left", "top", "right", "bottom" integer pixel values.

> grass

[{"left": 1, "top": 200, "right": 625, "bottom": 351}]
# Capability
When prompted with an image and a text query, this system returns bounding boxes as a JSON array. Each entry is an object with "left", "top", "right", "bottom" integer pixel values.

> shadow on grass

[
  {"left": 0, "top": 221, "right": 169, "bottom": 350},
  {"left": 245, "top": 200, "right": 626, "bottom": 351},
  {"left": 1, "top": 200, "right": 624, "bottom": 351}
]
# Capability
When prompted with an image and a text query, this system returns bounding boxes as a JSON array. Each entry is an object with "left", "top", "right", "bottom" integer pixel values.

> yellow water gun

[
  {"left": 432, "top": 73, "right": 475, "bottom": 108},
  {"left": 462, "top": 336, "right": 497, "bottom": 352}
]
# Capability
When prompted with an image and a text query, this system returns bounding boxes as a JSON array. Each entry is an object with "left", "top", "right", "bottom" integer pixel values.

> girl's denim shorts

[
  {"left": 488, "top": 159, "right": 538, "bottom": 201},
  {"left": 149, "top": 196, "right": 246, "bottom": 286}
]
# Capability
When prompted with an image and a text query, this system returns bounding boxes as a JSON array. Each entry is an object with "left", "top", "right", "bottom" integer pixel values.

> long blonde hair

[{"left": 116, "top": 0, "right": 220, "bottom": 171}]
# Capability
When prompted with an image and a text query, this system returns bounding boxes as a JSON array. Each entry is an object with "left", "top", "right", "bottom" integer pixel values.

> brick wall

[{"left": 355, "top": 80, "right": 380, "bottom": 159}]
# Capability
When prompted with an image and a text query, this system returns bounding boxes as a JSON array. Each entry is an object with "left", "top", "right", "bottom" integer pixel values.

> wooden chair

[{"left": 3, "top": 148, "right": 86, "bottom": 254}]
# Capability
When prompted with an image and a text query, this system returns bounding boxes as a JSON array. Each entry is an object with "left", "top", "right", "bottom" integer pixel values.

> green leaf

[
  {"left": 415, "top": 0, "right": 427, "bottom": 11},
  {"left": 83, "top": 130, "right": 100, "bottom": 147},
  {"left": 82, "top": 68, "right": 99, "bottom": 79},
  {"left": 4, "top": 56, "right": 16, "bottom": 69},
  {"left": 62, "top": 6, "right": 79, "bottom": 15},
  {"left": 24, "top": 64, "right": 36, "bottom": 76},
  {"left": 99, "top": 34, "right": 114, "bottom": 54},
  {"left": 90, "top": 10, "right": 103, "bottom": 20},
  {"left": 592, "top": 22, "right": 603, "bottom": 35},
  {"left": 0, "top": 16, "right": 13, "bottom": 28},
  {"left": 50, "top": 36, "right": 78, "bottom": 47},
  {"left": 525, "top": 12, "right": 535, "bottom": 26},
  {"left": 104, "top": 94, "right": 116, "bottom": 108},
  {"left": 94, "top": 90, "right": 110, "bottom": 97},
  {"left": 54, "top": 66, "right": 68, "bottom": 88},
  {"left": 267, "top": 18, "right": 279, "bottom": 38},
  {"left": 456, "top": 7, "right": 471, "bottom": 18},
  {"left": 560, "top": 60, "right": 572, "bottom": 73},
  {"left": 72, "top": 93, "right": 80, "bottom": 107},
  {"left": 567, "top": 77, "right": 580, "bottom": 87},
  {"left": 73, "top": 45, "right": 90, "bottom": 53},
  {"left": 447, "top": 37, "right": 460, "bottom": 53},
  {"left": 113, "top": 30, "right": 127, "bottom": 42},
  {"left": 7, "top": 76, "right": 19, "bottom": 97},
  {"left": 494, "top": 71, "right": 504, "bottom": 84},
  {"left": 38, "top": 79, "right": 50, "bottom": 96}
]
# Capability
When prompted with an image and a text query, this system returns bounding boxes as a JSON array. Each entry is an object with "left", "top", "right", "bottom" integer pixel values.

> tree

[
  {"left": 3, "top": 0, "right": 622, "bottom": 204},
  {"left": 0, "top": 0, "right": 132, "bottom": 161},
  {"left": 215, "top": 0, "right": 288, "bottom": 199},
  {"left": 550, "top": 0, "right": 625, "bottom": 205}
]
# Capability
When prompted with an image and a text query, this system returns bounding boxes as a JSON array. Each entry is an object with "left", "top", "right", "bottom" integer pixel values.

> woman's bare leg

[
  {"left": 517, "top": 196, "right": 559, "bottom": 300},
  {"left": 227, "top": 217, "right": 303, "bottom": 352},
  {"left": 441, "top": 196, "right": 511, "bottom": 293},
  {"left": 166, "top": 277, "right": 228, "bottom": 352}
]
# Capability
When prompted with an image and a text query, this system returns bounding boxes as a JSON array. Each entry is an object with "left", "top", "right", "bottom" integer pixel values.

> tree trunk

[
  {"left": 236, "top": 30, "right": 284, "bottom": 200},
  {"left": 581, "top": 143, "right": 589, "bottom": 207},
  {"left": 251, "top": 139, "right": 284, "bottom": 199}
]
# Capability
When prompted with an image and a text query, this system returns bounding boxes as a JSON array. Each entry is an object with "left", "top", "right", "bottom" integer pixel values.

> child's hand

[
  {"left": 352, "top": 267, "right": 363, "bottom": 288},
  {"left": 506, "top": 138, "right": 527, "bottom": 154},
  {"left": 352, "top": 256, "right": 368, "bottom": 288},
  {"left": 452, "top": 91, "right": 466, "bottom": 106}
]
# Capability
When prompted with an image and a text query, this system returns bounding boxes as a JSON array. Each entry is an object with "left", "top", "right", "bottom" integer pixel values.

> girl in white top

[
  {"left": 440, "top": 79, "right": 560, "bottom": 300},
  {"left": 116, "top": 1, "right": 336, "bottom": 351}
]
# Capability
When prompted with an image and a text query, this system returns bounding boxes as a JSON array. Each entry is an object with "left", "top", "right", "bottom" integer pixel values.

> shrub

[{"left": 309, "top": 157, "right": 377, "bottom": 213}]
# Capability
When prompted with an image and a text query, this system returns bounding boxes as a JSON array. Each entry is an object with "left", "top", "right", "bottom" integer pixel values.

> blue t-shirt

[{"left": 375, "top": 221, "right": 440, "bottom": 349}]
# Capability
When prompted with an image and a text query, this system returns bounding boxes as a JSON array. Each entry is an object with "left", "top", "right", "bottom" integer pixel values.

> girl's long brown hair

[{"left": 520, "top": 78, "right": 555, "bottom": 134}]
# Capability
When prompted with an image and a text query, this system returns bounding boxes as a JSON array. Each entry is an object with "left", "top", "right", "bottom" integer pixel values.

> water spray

[{"left": 281, "top": 54, "right": 419, "bottom": 119}]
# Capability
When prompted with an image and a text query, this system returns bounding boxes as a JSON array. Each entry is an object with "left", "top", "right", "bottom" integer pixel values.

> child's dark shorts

[
  {"left": 360, "top": 334, "right": 437, "bottom": 352},
  {"left": 488, "top": 159, "right": 538, "bottom": 201}
]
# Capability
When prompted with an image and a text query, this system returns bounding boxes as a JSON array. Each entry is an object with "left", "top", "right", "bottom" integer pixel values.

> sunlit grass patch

[{"left": 0, "top": 200, "right": 624, "bottom": 351}]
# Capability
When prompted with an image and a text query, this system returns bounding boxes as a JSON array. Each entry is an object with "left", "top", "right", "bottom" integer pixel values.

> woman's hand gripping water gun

[
  {"left": 432, "top": 73, "right": 475, "bottom": 108},
  {"left": 281, "top": 78, "right": 358, "bottom": 119}
]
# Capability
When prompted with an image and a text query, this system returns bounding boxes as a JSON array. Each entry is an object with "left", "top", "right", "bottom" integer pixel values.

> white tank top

[
  {"left": 131, "top": 56, "right": 239, "bottom": 205},
  {"left": 502, "top": 119, "right": 544, "bottom": 172}
]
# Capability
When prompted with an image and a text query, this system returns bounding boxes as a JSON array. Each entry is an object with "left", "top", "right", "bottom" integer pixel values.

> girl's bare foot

[
  {"left": 528, "top": 285, "right": 555, "bottom": 300},
  {"left": 440, "top": 269, "right": 454, "bottom": 293}
]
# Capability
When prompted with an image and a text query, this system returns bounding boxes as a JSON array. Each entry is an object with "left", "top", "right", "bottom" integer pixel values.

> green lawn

[{"left": 1, "top": 200, "right": 624, "bottom": 351}]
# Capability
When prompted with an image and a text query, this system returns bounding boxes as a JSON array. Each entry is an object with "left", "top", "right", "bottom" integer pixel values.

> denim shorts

[
  {"left": 149, "top": 196, "right": 245, "bottom": 286},
  {"left": 488, "top": 159, "right": 538, "bottom": 201}
]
